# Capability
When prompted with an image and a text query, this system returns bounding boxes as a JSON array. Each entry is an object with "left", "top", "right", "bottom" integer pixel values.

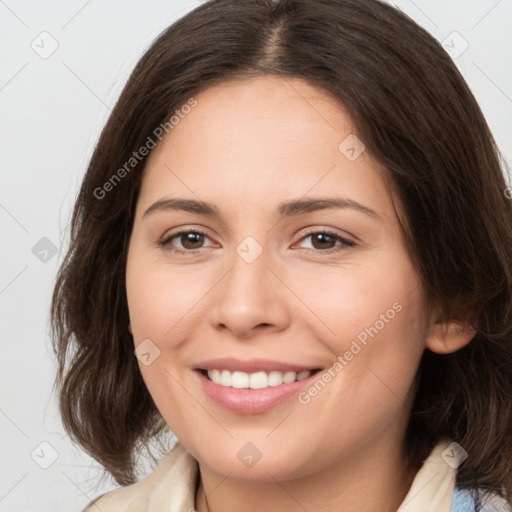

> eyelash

[{"left": 157, "top": 228, "right": 356, "bottom": 256}]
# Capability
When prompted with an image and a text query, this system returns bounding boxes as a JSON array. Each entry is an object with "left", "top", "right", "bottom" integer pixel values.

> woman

[{"left": 51, "top": 0, "right": 512, "bottom": 510}]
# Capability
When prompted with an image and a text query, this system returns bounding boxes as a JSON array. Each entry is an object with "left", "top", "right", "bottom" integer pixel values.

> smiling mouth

[{"left": 198, "top": 368, "right": 323, "bottom": 389}]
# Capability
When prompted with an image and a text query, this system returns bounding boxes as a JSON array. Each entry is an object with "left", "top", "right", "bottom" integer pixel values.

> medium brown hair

[{"left": 51, "top": 0, "right": 512, "bottom": 509}]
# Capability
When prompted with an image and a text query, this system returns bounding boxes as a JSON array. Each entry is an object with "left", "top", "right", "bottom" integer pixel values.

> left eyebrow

[
  {"left": 277, "top": 198, "right": 383, "bottom": 222},
  {"left": 142, "top": 197, "right": 383, "bottom": 223},
  {"left": 143, "top": 198, "right": 221, "bottom": 219}
]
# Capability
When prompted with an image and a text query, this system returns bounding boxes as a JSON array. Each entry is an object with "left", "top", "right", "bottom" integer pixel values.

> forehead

[{"left": 137, "top": 75, "right": 395, "bottom": 222}]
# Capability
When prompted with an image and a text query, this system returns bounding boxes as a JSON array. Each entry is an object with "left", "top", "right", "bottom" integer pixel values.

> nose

[{"left": 207, "top": 244, "right": 290, "bottom": 339}]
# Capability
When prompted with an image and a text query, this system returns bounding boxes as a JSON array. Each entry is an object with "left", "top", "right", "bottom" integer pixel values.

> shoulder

[
  {"left": 81, "top": 470, "right": 157, "bottom": 512},
  {"left": 82, "top": 442, "right": 198, "bottom": 512},
  {"left": 450, "top": 487, "right": 512, "bottom": 512}
]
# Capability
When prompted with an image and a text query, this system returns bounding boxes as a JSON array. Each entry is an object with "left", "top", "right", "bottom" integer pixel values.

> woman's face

[{"left": 126, "top": 75, "right": 430, "bottom": 481}]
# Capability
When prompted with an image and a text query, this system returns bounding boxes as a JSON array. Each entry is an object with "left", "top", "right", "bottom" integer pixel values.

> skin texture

[{"left": 125, "top": 75, "right": 475, "bottom": 512}]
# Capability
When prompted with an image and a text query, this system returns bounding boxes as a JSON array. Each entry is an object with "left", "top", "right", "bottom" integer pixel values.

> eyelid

[{"left": 295, "top": 226, "right": 356, "bottom": 243}]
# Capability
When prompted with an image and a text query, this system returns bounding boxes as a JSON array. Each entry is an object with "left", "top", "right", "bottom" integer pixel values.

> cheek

[
  {"left": 290, "top": 254, "right": 425, "bottom": 351},
  {"left": 286, "top": 280, "right": 425, "bottom": 463},
  {"left": 125, "top": 248, "right": 203, "bottom": 428},
  {"left": 292, "top": 259, "right": 426, "bottom": 409},
  {"left": 126, "top": 247, "right": 214, "bottom": 343}
]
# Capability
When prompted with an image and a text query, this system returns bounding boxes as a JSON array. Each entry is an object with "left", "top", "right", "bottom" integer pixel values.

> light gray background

[{"left": 1, "top": 1, "right": 511, "bottom": 511}]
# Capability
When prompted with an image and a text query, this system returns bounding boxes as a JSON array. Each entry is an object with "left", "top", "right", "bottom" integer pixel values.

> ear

[{"left": 425, "top": 315, "right": 477, "bottom": 354}]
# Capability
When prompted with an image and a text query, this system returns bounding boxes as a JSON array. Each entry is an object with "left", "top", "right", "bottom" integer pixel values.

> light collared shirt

[{"left": 84, "top": 438, "right": 511, "bottom": 512}]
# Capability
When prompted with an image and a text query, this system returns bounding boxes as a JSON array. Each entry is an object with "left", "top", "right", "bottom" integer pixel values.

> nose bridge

[
  {"left": 208, "top": 236, "right": 289, "bottom": 336},
  {"left": 224, "top": 237, "right": 273, "bottom": 311}
]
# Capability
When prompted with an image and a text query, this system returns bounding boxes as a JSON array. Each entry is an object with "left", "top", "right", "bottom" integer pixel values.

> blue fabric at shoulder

[
  {"left": 450, "top": 487, "right": 512, "bottom": 512},
  {"left": 451, "top": 488, "right": 476, "bottom": 512}
]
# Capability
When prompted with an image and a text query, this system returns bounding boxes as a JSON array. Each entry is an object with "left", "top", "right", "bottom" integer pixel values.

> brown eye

[
  {"left": 158, "top": 229, "right": 216, "bottom": 255},
  {"left": 309, "top": 232, "right": 337, "bottom": 250},
  {"left": 178, "top": 232, "right": 206, "bottom": 250},
  {"left": 296, "top": 230, "right": 356, "bottom": 254}
]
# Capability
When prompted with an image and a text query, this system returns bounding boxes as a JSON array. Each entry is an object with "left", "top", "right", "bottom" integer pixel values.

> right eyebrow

[{"left": 143, "top": 198, "right": 220, "bottom": 219}]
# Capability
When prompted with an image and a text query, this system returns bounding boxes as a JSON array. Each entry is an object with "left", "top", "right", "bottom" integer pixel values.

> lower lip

[{"left": 195, "top": 370, "right": 320, "bottom": 414}]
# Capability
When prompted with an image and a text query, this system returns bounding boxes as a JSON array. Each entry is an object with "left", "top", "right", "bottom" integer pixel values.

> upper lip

[{"left": 195, "top": 358, "right": 321, "bottom": 373}]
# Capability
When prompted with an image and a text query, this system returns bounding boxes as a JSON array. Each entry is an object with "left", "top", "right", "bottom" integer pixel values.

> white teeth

[
  {"left": 283, "top": 371, "right": 296, "bottom": 383},
  {"left": 249, "top": 371, "right": 268, "bottom": 389},
  {"left": 231, "top": 371, "right": 249, "bottom": 389},
  {"left": 268, "top": 371, "right": 284, "bottom": 387},
  {"left": 206, "top": 369, "right": 313, "bottom": 388},
  {"left": 220, "top": 370, "right": 231, "bottom": 386},
  {"left": 296, "top": 370, "right": 311, "bottom": 381}
]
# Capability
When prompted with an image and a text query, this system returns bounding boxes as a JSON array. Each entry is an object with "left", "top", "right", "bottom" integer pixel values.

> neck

[{"left": 195, "top": 433, "right": 418, "bottom": 512}]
